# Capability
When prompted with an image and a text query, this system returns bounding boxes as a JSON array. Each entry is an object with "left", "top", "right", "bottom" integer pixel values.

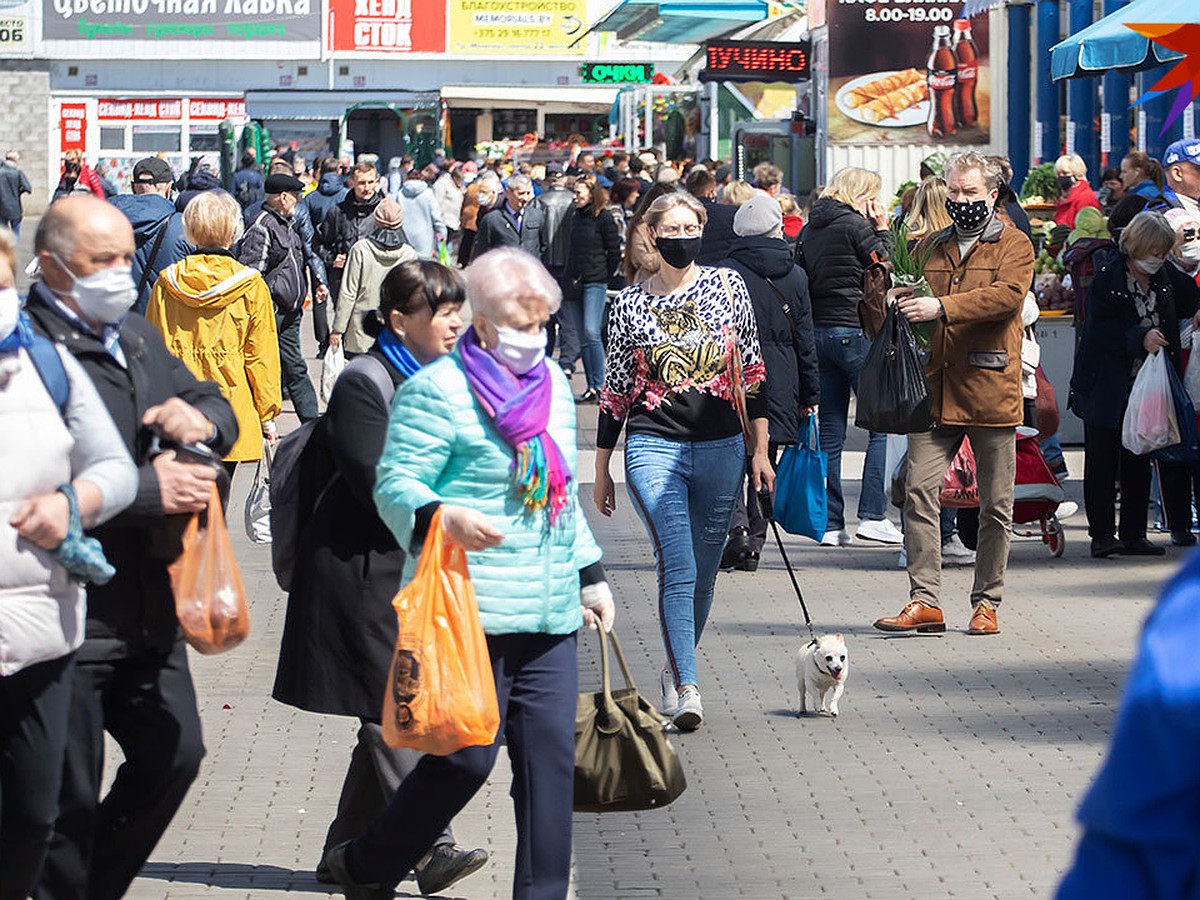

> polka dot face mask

[{"left": 944, "top": 197, "right": 991, "bottom": 231}]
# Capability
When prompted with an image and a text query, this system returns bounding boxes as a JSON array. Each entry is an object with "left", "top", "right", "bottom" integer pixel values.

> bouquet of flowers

[{"left": 890, "top": 217, "right": 937, "bottom": 347}]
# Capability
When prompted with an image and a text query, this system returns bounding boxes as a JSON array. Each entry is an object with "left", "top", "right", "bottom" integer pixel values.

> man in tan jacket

[{"left": 874, "top": 151, "right": 1035, "bottom": 636}]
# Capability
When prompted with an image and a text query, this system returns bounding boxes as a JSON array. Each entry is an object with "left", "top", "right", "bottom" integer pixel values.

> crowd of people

[{"left": 2, "top": 133, "right": 1200, "bottom": 900}]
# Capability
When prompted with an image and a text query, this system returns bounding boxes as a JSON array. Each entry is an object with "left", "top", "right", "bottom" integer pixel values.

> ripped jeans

[{"left": 625, "top": 433, "right": 745, "bottom": 690}]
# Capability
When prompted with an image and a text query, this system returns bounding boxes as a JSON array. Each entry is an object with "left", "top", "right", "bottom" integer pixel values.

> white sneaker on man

[
  {"left": 1056, "top": 501, "right": 1078, "bottom": 519},
  {"left": 820, "top": 529, "right": 854, "bottom": 547},
  {"left": 856, "top": 518, "right": 903, "bottom": 544},
  {"left": 941, "top": 534, "right": 977, "bottom": 567}
]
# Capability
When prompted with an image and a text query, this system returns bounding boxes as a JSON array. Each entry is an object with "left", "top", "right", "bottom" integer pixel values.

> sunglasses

[{"left": 1182, "top": 227, "right": 1199, "bottom": 242}]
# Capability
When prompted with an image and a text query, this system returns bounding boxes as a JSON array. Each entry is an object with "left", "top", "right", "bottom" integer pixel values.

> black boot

[{"left": 720, "top": 528, "right": 753, "bottom": 570}]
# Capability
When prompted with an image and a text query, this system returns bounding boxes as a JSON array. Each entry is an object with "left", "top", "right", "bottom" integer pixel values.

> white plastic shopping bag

[
  {"left": 243, "top": 439, "right": 273, "bottom": 544},
  {"left": 1184, "top": 331, "right": 1200, "bottom": 409},
  {"left": 1122, "top": 350, "right": 1180, "bottom": 455},
  {"left": 321, "top": 344, "right": 346, "bottom": 404}
]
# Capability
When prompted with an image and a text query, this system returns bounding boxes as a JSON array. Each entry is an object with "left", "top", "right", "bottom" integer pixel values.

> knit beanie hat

[
  {"left": 374, "top": 198, "right": 403, "bottom": 230},
  {"left": 733, "top": 192, "right": 784, "bottom": 237}
]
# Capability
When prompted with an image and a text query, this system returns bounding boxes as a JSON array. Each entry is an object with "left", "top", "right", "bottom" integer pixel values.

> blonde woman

[
  {"left": 146, "top": 190, "right": 281, "bottom": 475},
  {"left": 721, "top": 179, "right": 758, "bottom": 207},
  {"left": 1054, "top": 152, "right": 1101, "bottom": 228},
  {"left": 795, "top": 165, "right": 899, "bottom": 547},
  {"left": 906, "top": 176, "right": 952, "bottom": 240}
]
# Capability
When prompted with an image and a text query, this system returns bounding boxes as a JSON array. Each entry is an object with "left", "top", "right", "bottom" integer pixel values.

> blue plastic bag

[
  {"left": 1150, "top": 354, "right": 1199, "bottom": 463},
  {"left": 772, "top": 413, "right": 828, "bottom": 541}
]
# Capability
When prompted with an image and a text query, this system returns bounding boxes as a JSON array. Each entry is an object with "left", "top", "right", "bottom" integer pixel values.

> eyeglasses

[
  {"left": 1183, "top": 227, "right": 1199, "bottom": 242},
  {"left": 655, "top": 224, "right": 702, "bottom": 238}
]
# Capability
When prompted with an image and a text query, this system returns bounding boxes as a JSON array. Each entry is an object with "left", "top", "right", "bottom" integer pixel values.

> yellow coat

[{"left": 147, "top": 253, "right": 282, "bottom": 462}]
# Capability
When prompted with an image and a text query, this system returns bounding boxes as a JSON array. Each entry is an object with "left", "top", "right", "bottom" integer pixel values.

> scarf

[
  {"left": 377, "top": 325, "right": 421, "bottom": 379},
  {"left": 458, "top": 325, "right": 571, "bottom": 524},
  {"left": 0, "top": 312, "right": 33, "bottom": 352}
]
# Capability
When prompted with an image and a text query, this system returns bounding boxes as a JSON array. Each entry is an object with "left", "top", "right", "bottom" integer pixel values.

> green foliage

[{"left": 1020, "top": 162, "right": 1059, "bottom": 202}]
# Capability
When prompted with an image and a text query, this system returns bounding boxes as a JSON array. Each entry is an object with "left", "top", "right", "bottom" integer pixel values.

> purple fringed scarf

[{"left": 458, "top": 326, "right": 572, "bottom": 524}]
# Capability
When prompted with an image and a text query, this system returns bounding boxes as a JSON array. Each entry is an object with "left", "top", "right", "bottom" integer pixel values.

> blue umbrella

[{"left": 1050, "top": 0, "right": 1192, "bottom": 80}]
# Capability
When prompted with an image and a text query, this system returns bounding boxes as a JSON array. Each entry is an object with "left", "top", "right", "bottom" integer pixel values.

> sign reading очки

[
  {"left": 580, "top": 62, "right": 653, "bottom": 84},
  {"left": 701, "top": 39, "right": 812, "bottom": 84}
]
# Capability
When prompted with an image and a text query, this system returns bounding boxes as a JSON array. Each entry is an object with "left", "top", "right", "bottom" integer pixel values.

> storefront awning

[
  {"left": 245, "top": 90, "right": 439, "bottom": 121},
  {"left": 1050, "top": 0, "right": 1188, "bottom": 80},
  {"left": 584, "top": 0, "right": 769, "bottom": 45},
  {"left": 440, "top": 85, "right": 622, "bottom": 110}
]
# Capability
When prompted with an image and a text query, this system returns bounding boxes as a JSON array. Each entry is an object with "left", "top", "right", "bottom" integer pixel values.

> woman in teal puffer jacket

[{"left": 325, "top": 247, "right": 615, "bottom": 900}]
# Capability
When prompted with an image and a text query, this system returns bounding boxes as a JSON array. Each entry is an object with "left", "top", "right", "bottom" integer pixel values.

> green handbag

[{"left": 574, "top": 627, "right": 687, "bottom": 813}]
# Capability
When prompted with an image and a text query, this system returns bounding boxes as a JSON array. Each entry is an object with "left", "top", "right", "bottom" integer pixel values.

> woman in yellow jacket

[{"left": 146, "top": 190, "right": 282, "bottom": 474}]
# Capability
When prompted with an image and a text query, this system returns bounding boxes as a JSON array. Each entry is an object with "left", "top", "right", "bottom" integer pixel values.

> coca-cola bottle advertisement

[{"left": 827, "top": 0, "right": 990, "bottom": 145}]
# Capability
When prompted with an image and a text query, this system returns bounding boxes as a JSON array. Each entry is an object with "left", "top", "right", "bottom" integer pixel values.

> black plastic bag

[{"left": 855, "top": 305, "right": 934, "bottom": 434}]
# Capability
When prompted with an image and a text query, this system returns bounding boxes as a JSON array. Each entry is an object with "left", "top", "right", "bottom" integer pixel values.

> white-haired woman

[
  {"left": 146, "top": 190, "right": 281, "bottom": 476},
  {"left": 1054, "top": 153, "right": 1102, "bottom": 228},
  {"left": 324, "top": 247, "right": 615, "bottom": 900},
  {"left": 596, "top": 191, "right": 773, "bottom": 732}
]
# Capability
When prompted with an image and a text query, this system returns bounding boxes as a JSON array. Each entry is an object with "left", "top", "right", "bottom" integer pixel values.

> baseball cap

[
  {"left": 265, "top": 173, "right": 305, "bottom": 194},
  {"left": 132, "top": 157, "right": 174, "bottom": 185},
  {"left": 1163, "top": 140, "right": 1200, "bottom": 168}
]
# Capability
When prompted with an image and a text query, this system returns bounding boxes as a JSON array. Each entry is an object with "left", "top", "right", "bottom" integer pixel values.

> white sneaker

[
  {"left": 856, "top": 518, "right": 904, "bottom": 544},
  {"left": 659, "top": 668, "right": 678, "bottom": 716},
  {"left": 820, "top": 529, "right": 854, "bottom": 547},
  {"left": 673, "top": 687, "right": 703, "bottom": 731},
  {"left": 941, "top": 534, "right": 977, "bottom": 567},
  {"left": 1057, "top": 501, "right": 1078, "bottom": 519}
]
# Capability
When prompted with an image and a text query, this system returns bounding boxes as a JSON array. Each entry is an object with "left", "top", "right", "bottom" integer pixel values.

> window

[
  {"left": 100, "top": 127, "right": 126, "bottom": 151},
  {"left": 131, "top": 126, "right": 180, "bottom": 152},
  {"left": 189, "top": 126, "right": 220, "bottom": 152}
]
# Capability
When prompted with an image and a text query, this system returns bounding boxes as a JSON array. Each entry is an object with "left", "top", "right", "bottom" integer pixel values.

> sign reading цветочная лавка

[{"left": 42, "top": 0, "right": 322, "bottom": 40}]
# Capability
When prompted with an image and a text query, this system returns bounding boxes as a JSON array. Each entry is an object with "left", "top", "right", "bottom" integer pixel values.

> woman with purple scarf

[{"left": 323, "top": 247, "right": 615, "bottom": 900}]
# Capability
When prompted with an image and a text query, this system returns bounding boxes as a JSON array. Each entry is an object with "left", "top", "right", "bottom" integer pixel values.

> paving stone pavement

[{"left": 63, "top": 325, "right": 1170, "bottom": 900}]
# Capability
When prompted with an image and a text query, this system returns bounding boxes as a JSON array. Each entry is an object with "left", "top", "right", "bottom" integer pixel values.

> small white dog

[{"left": 796, "top": 634, "right": 849, "bottom": 717}]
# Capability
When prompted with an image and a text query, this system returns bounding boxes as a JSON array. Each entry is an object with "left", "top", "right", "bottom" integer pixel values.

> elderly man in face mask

[{"left": 24, "top": 195, "right": 239, "bottom": 900}]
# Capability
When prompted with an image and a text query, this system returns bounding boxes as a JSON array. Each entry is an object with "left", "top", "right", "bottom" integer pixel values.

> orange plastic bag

[
  {"left": 169, "top": 483, "right": 251, "bottom": 654},
  {"left": 382, "top": 509, "right": 500, "bottom": 755}
]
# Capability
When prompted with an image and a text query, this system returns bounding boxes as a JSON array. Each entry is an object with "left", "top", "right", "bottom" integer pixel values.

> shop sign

[
  {"left": 826, "top": 0, "right": 990, "bottom": 145},
  {"left": 60, "top": 103, "right": 87, "bottom": 152},
  {"left": 449, "top": 0, "right": 585, "bottom": 55},
  {"left": 0, "top": 0, "right": 30, "bottom": 55},
  {"left": 701, "top": 40, "right": 812, "bottom": 84},
  {"left": 98, "top": 97, "right": 182, "bottom": 120},
  {"left": 189, "top": 97, "right": 247, "bottom": 119},
  {"left": 42, "top": 0, "right": 322, "bottom": 42},
  {"left": 327, "top": 0, "right": 444, "bottom": 53},
  {"left": 580, "top": 62, "right": 652, "bottom": 84}
]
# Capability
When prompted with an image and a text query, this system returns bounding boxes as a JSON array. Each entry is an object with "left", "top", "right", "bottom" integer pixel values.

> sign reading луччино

[
  {"left": 42, "top": 0, "right": 322, "bottom": 40},
  {"left": 701, "top": 39, "right": 812, "bottom": 84}
]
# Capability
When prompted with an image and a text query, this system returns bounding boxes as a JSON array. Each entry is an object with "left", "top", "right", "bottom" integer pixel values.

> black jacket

[
  {"left": 1069, "top": 250, "right": 1200, "bottom": 431},
  {"left": 273, "top": 346, "right": 404, "bottom": 717},
  {"left": 25, "top": 283, "right": 238, "bottom": 659},
  {"left": 238, "top": 205, "right": 308, "bottom": 313},
  {"left": 697, "top": 197, "right": 738, "bottom": 266},
  {"left": 536, "top": 185, "right": 576, "bottom": 270},
  {"left": 796, "top": 198, "right": 891, "bottom": 328},
  {"left": 721, "top": 236, "right": 820, "bottom": 443},
  {"left": 565, "top": 205, "right": 621, "bottom": 285},
  {"left": 244, "top": 195, "right": 327, "bottom": 289},
  {"left": 317, "top": 190, "right": 384, "bottom": 294},
  {"left": 472, "top": 202, "right": 548, "bottom": 261}
]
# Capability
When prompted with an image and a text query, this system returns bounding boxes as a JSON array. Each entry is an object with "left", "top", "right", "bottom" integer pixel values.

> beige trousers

[{"left": 904, "top": 425, "right": 1016, "bottom": 609}]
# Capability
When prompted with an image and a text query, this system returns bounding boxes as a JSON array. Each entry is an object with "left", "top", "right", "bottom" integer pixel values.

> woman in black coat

[
  {"left": 1069, "top": 211, "right": 1200, "bottom": 559},
  {"left": 565, "top": 175, "right": 621, "bottom": 402},
  {"left": 719, "top": 193, "right": 820, "bottom": 570},
  {"left": 272, "top": 261, "right": 488, "bottom": 894}
]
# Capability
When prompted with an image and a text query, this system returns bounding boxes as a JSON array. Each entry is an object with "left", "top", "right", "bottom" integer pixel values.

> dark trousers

[
  {"left": 36, "top": 641, "right": 205, "bottom": 900},
  {"left": 276, "top": 309, "right": 319, "bottom": 422},
  {"left": 323, "top": 720, "right": 453, "bottom": 855},
  {"left": 554, "top": 274, "right": 581, "bottom": 370},
  {"left": 1083, "top": 424, "right": 1152, "bottom": 541},
  {"left": 728, "top": 443, "right": 780, "bottom": 554},
  {"left": 312, "top": 299, "right": 330, "bottom": 353},
  {"left": 348, "top": 632, "right": 577, "bottom": 899},
  {"left": 1156, "top": 459, "right": 1200, "bottom": 535},
  {"left": 0, "top": 654, "right": 74, "bottom": 900}
]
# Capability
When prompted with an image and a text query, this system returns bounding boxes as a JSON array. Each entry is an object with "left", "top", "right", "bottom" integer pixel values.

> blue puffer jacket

[{"left": 374, "top": 351, "right": 603, "bottom": 635}]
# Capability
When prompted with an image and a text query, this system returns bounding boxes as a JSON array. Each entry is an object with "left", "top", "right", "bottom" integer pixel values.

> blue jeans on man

[
  {"left": 814, "top": 327, "right": 888, "bottom": 530},
  {"left": 561, "top": 282, "right": 607, "bottom": 391}
]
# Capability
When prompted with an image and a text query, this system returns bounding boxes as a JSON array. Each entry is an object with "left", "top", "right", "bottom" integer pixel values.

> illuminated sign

[
  {"left": 701, "top": 39, "right": 812, "bottom": 84},
  {"left": 580, "top": 62, "right": 653, "bottom": 84}
]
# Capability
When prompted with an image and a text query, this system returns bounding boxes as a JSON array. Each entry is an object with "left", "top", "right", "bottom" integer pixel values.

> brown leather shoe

[
  {"left": 873, "top": 601, "right": 946, "bottom": 633},
  {"left": 967, "top": 603, "right": 999, "bottom": 635}
]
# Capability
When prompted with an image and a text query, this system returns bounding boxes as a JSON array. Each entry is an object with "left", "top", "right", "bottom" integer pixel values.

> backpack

[
  {"left": 269, "top": 355, "right": 395, "bottom": 591},
  {"left": 234, "top": 175, "right": 255, "bottom": 210}
]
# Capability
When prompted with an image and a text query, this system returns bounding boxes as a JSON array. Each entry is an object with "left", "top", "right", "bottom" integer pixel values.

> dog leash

[{"left": 757, "top": 489, "right": 818, "bottom": 646}]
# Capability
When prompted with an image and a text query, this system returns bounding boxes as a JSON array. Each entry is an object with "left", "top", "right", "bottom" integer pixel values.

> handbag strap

[
  {"left": 717, "top": 268, "right": 753, "bottom": 441},
  {"left": 761, "top": 276, "right": 799, "bottom": 344},
  {"left": 800, "top": 411, "right": 821, "bottom": 453}
]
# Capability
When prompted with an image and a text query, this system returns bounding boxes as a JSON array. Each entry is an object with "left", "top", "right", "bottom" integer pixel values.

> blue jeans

[
  {"left": 814, "top": 326, "right": 888, "bottom": 530},
  {"left": 560, "top": 283, "right": 606, "bottom": 389},
  {"left": 625, "top": 433, "right": 745, "bottom": 690}
]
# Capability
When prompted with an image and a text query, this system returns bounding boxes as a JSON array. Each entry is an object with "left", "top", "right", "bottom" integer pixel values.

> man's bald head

[{"left": 37, "top": 196, "right": 135, "bottom": 296}]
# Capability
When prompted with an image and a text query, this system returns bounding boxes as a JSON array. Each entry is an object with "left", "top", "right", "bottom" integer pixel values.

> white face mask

[
  {"left": 0, "top": 287, "right": 19, "bottom": 343},
  {"left": 1177, "top": 240, "right": 1200, "bottom": 268},
  {"left": 52, "top": 253, "right": 136, "bottom": 325},
  {"left": 489, "top": 325, "right": 546, "bottom": 375},
  {"left": 1134, "top": 256, "right": 1167, "bottom": 275}
]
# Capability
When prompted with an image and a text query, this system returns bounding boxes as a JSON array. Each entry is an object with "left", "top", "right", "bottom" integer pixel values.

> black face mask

[
  {"left": 944, "top": 197, "right": 992, "bottom": 232},
  {"left": 655, "top": 236, "right": 702, "bottom": 269},
  {"left": 1056, "top": 175, "right": 1076, "bottom": 193}
]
